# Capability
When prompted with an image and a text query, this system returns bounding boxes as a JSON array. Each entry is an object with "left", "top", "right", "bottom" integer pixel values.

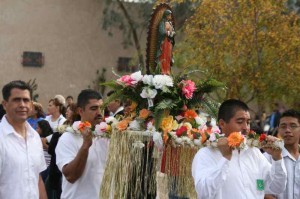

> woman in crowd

[
  {"left": 45, "top": 96, "right": 66, "bottom": 132},
  {"left": 28, "top": 102, "right": 45, "bottom": 130},
  {"left": 46, "top": 103, "right": 79, "bottom": 199}
]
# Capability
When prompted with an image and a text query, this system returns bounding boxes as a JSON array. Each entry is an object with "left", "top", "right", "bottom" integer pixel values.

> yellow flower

[
  {"left": 172, "top": 120, "right": 179, "bottom": 130},
  {"left": 161, "top": 116, "right": 174, "bottom": 133},
  {"left": 183, "top": 122, "right": 192, "bottom": 130}
]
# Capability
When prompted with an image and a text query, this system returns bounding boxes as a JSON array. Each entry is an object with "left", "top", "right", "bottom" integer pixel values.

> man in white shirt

[
  {"left": 56, "top": 89, "right": 109, "bottom": 199},
  {"left": 106, "top": 90, "right": 124, "bottom": 117},
  {"left": 264, "top": 109, "right": 300, "bottom": 199},
  {"left": 192, "top": 99, "right": 287, "bottom": 199},
  {"left": 0, "top": 80, "right": 47, "bottom": 199}
]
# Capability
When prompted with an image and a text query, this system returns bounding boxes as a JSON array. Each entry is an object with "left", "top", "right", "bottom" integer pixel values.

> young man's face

[
  {"left": 79, "top": 99, "right": 103, "bottom": 126},
  {"left": 278, "top": 116, "right": 300, "bottom": 146},
  {"left": 67, "top": 98, "right": 73, "bottom": 105},
  {"left": 219, "top": 109, "right": 251, "bottom": 137},
  {"left": 2, "top": 88, "right": 32, "bottom": 123},
  {"left": 107, "top": 100, "right": 120, "bottom": 113}
]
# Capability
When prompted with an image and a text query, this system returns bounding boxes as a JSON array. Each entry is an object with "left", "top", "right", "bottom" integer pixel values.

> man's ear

[
  {"left": 218, "top": 119, "right": 226, "bottom": 130},
  {"left": 2, "top": 100, "right": 7, "bottom": 111},
  {"left": 78, "top": 107, "right": 84, "bottom": 116}
]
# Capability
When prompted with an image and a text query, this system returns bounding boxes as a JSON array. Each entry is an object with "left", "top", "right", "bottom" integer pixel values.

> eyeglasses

[{"left": 278, "top": 124, "right": 300, "bottom": 130}]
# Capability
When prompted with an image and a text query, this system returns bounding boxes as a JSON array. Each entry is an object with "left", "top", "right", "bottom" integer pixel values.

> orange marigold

[
  {"left": 116, "top": 119, "right": 130, "bottom": 131},
  {"left": 184, "top": 110, "right": 198, "bottom": 120},
  {"left": 79, "top": 121, "right": 92, "bottom": 132},
  {"left": 228, "top": 132, "right": 244, "bottom": 148},
  {"left": 201, "top": 132, "right": 207, "bottom": 144},
  {"left": 139, "top": 109, "right": 151, "bottom": 119}
]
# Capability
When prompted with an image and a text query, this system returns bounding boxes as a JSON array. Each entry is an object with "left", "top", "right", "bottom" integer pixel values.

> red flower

[
  {"left": 259, "top": 134, "right": 267, "bottom": 142},
  {"left": 176, "top": 126, "right": 188, "bottom": 137}
]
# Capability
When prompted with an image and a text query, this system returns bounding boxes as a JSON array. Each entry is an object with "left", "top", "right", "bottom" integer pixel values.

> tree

[{"left": 174, "top": 0, "right": 300, "bottom": 109}]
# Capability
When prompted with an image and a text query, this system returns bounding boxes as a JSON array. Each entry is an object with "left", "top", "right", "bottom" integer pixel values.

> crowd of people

[{"left": 0, "top": 80, "right": 298, "bottom": 199}]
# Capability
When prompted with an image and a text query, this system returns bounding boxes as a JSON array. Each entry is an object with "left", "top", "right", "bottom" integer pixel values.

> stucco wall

[{"left": 0, "top": 0, "right": 140, "bottom": 108}]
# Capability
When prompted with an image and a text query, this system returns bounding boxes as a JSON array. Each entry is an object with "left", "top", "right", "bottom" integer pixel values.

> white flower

[
  {"left": 194, "top": 139, "right": 201, "bottom": 146},
  {"left": 142, "top": 75, "right": 154, "bottom": 86},
  {"left": 128, "top": 120, "right": 141, "bottom": 130},
  {"left": 140, "top": 87, "right": 157, "bottom": 99},
  {"left": 209, "top": 133, "right": 217, "bottom": 142},
  {"left": 130, "top": 71, "right": 143, "bottom": 84},
  {"left": 195, "top": 116, "right": 206, "bottom": 126},
  {"left": 175, "top": 137, "right": 183, "bottom": 144},
  {"left": 246, "top": 138, "right": 253, "bottom": 146},
  {"left": 153, "top": 75, "right": 173, "bottom": 89},
  {"left": 72, "top": 121, "right": 81, "bottom": 132},
  {"left": 94, "top": 122, "right": 108, "bottom": 136},
  {"left": 105, "top": 116, "right": 118, "bottom": 125},
  {"left": 57, "top": 125, "right": 67, "bottom": 133},
  {"left": 65, "top": 126, "right": 75, "bottom": 134},
  {"left": 252, "top": 139, "right": 259, "bottom": 147},
  {"left": 146, "top": 122, "right": 156, "bottom": 132}
]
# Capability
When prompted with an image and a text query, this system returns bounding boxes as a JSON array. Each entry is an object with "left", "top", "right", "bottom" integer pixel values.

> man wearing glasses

[{"left": 264, "top": 109, "right": 300, "bottom": 199}]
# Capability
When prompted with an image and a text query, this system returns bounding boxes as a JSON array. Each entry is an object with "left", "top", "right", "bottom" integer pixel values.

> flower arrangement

[
  {"left": 63, "top": 121, "right": 113, "bottom": 138},
  {"left": 101, "top": 70, "right": 223, "bottom": 144},
  {"left": 196, "top": 130, "right": 283, "bottom": 150}
]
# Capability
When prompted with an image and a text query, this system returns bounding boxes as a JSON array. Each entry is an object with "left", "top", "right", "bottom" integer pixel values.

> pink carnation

[
  {"left": 180, "top": 80, "right": 196, "bottom": 99},
  {"left": 94, "top": 122, "right": 108, "bottom": 136},
  {"left": 117, "top": 75, "right": 135, "bottom": 86}
]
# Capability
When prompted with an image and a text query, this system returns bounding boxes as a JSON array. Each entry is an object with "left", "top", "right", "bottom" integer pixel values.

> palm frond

[{"left": 200, "top": 96, "right": 220, "bottom": 119}]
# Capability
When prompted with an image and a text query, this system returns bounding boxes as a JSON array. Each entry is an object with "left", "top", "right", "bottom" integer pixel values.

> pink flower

[
  {"left": 180, "top": 80, "right": 197, "bottom": 99},
  {"left": 117, "top": 75, "right": 135, "bottom": 86},
  {"left": 94, "top": 122, "right": 108, "bottom": 136}
]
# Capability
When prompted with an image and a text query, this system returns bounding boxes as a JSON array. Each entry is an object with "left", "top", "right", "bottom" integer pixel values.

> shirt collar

[
  {"left": 113, "top": 106, "right": 124, "bottom": 116},
  {"left": 1, "top": 115, "right": 35, "bottom": 138},
  {"left": 282, "top": 146, "right": 300, "bottom": 161}
]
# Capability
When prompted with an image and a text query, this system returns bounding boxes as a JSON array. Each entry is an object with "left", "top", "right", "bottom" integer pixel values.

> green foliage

[
  {"left": 27, "top": 79, "right": 39, "bottom": 102},
  {"left": 175, "top": 0, "right": 300, "bottom": 109}
]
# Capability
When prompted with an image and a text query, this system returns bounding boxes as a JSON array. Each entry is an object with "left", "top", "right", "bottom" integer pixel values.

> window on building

[{"left": 117, "top": 57, "right": 138, "bottom": 72}]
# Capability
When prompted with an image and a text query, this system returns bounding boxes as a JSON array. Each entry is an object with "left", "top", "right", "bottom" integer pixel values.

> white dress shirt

[
  {"left": 264, "top": 147, "right": 300, "bottom": 199},
  {"left": 192, "top": 146, "right": 287, "bottom": 199},
  {"left": 0, "top": 116, "right": 46, "bottom": 199},
  {"left": 56, "top": 131, "right": 109, "bottom": 199}
]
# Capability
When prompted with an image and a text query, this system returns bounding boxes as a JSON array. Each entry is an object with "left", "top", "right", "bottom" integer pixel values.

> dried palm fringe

[
  {"left": 100, "top": 129, "right": 157, "bottom": 199},
  {"left": 163, "top": 144, "right": 198, "bottom": 198}
]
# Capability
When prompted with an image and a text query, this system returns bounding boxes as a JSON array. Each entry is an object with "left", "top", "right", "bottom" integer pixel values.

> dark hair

[
  {"left": 77, "top": 89, "right": 102, "bottom": 109},
  {"left": 49, "top": 98, "right": 66, "bottom": 115},
  {"left": 280, "top": 109, "right": 300, "bottom": 124},
  {"left": 66, "top": 95, "right": 73, "bottom": 100},
  {"left": 0, "top": 104, "right": 6, "bottom": 120},
  {"left": 218, "top": 99, "right": 249, "bottom": 123},
  {"left": 37, "top": 120, "right": 53, "bottom": 137},
  {"left": 2, "top": 80, "right": 32, "bottom": 101},
  {"left": 64, "top": 103, "right": 80, "bottom": 125},
  {"left": 33, "top": 102, "right": 45, "bottom": 118}
]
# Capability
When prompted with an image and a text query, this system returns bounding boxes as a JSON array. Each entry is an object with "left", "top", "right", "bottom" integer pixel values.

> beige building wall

[{"left": 0, "top": 0, "right": 142, "bottom": 108}]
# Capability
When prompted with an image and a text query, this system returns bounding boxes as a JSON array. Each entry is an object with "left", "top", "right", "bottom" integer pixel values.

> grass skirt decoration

[
  {"left": 161, "top": 144, "right": 198, "bottom": 198},
  {"left": 100, "top": 128, "right": 157, "bottom": 199}
]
